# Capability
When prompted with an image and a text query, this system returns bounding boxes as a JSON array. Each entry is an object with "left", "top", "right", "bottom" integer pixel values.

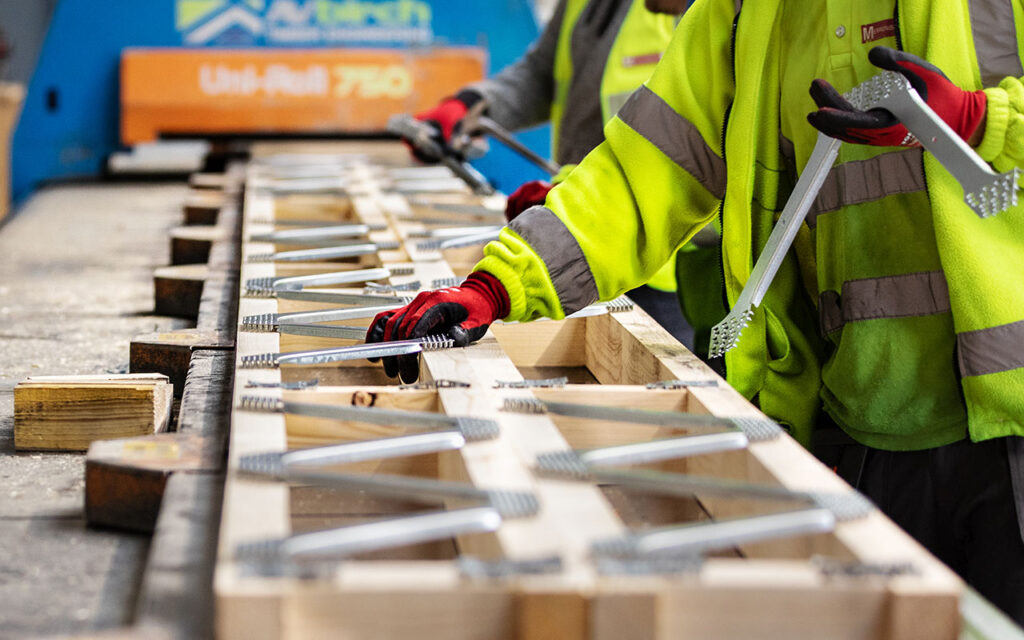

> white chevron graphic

[{"left": 185, "top": 6, "right": 264, "bottom": 44}]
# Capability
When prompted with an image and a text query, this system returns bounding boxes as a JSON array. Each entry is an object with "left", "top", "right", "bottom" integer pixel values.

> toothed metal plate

[
  {"left": 494, "top": 377, "right": 568, "bottom": 389},
  {"left": 240, "top": 313, "right": 279, "bottom": 332},
  {"left": 501, "top": 397, "right": 547, "bottom": 414},
  {"left": 487, "top": 490, "right": 541, "bottom": 519},
  {"left": 458, "top": 555, "right": 564, "bottom": 579},
  {"left": 244, "top": 277, "right": 277, "bottom": 297},
  {"left": 246, "top": 378, "right": 320, "bottom": 390},
  {"left": 731, "top": 416, "right": 783, "bottom": 442},
  {"left": 238, "top": 396, "right": 285, "bottom": 413},
  {"left": 238, "top": 452, "right": 286, "bottom": 477},
  {"left": 603, "top": 296, "right": 635, "bottom": 313},
  {"left": 594, "top": 554, "right": 703, "bottom": 576},
  {"left": 812, "top": 557, "right": 918, "bottom": 578},
  {"left": 708, "top": 307, "right": 754, "bottom": 359},
  {"left": 451, "top": 417, "right": 501, "bottom": 441},
  {"left": 646, "top": 379, "right": 719, "bottom": 390},
  {"left": 364, "top": 281, "right": 422, "bottom": 294},
  {"left": 431, "top": 277, "right": 459, "bottom": 289},
  {"left": 534, "top": 450, "right": 591, "bottom": 480},
  {"left": 240, "top": 353, "right": 280, "bottom": 369},
  {"left": 809, "top": 491, "right": 874, "bottom": 522}
]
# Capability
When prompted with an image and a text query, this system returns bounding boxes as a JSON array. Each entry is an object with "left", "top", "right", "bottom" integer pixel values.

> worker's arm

[
  {"left": 977, "top": 75, "right": 1024, "bottom": 171},
  {"left": 465, "top": 0, "right": 569, "bottom": 132},
  {"left": 475, "top": 0, "right": 736, "bottom": 321}
]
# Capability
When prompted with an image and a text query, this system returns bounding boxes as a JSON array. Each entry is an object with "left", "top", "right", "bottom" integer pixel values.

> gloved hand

[
  {"left": 407, "top": 89, "right": 484, "bottom": 163},
  {"left": 807, "top": 46, "right": 987, "bottom": 147},
  {"left": 365, "top": 271, "right": 510, "bottom": 382},
  {"left": 504, "top": 180, "right": 553, "bottom": 221}
]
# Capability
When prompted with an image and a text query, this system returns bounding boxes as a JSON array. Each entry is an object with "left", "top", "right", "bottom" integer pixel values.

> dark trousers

[
  {"left": 626, "top": 284, "right": 695, "bottom": 350},
  {"left": 815, "top": 430, "right": 1024, "bottom": 625}
]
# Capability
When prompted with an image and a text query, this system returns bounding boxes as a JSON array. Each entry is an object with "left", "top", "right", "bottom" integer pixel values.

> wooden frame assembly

[{"left": 216, "top": 142, "right": 963, "bottom": 640}]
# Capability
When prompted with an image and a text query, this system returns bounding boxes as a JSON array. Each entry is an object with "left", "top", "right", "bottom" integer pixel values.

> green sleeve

[{"left": 979, "top": 76, "right": 1024, "bottom": 171}]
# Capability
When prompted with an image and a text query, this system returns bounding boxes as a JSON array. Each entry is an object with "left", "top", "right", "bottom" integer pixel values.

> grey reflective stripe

[
  {"left": 819, "top": 271, "right": 950, "bottom": 335},
  {"left": 968, "top": 0, "right": 1024, "bottom": 88},
  {"left": 806, "top": 149, "right": 926, "bottom": 229},
  {"left": 618, "top": 86, "right": 727, "bottom": 199},
  {"left": 509, "top": 206, "right": 599, "bottom": 315},
  {"left": 958, "top": 319, "right": 1024, "bottom": 377},
  {"left": 606, "top": 91, "right": 634, "bottom": 118}
]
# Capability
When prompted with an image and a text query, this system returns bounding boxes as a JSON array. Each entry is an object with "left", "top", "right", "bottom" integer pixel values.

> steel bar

[
  {"left": 239, "top": 335, "right": 456, "bottom": 369},
  {"left": 846, "top": 71, "right": 1019, "bottom": 218},
  {"left": 240, "top": 431, "right": 469, "bottom": 477},
  {"left": 247, "top": 242, "right": 399, "bottom": 264},
  {"left": 249, "top": 224, "right": 383, "bottom": 243},
  {"left": 708, "top": 132, "right": 841, "bottom": 358}
]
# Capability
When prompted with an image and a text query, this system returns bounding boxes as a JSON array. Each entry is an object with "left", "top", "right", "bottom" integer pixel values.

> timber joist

[{"left": 218, "top": 142, "right": 962, "bottom": 640}]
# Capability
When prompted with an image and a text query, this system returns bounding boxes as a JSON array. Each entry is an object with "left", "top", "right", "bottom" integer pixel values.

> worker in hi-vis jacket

[
  {"left": 375, "top": 0, "right": 1024, "bottom": 621},
  {"left": 403, "top": 0, "right": 725, "bottom": 351}
]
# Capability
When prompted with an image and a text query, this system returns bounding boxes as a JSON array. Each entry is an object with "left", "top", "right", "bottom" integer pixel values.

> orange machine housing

[{"left": 121, "top": 47, "right": 486, "bottom": 143}]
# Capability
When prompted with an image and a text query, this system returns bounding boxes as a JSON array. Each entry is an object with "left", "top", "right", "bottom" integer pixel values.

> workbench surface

[{"left": 0, "top": 182, "right": 190, "bottom": 638}]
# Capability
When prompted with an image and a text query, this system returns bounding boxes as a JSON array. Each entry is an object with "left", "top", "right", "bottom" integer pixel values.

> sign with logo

[
  {"left": 121, "top": 48, "right": 484, "bottom": 143},
  {"left": 175, "top": 0, "right": 434, "bottom": 47}
]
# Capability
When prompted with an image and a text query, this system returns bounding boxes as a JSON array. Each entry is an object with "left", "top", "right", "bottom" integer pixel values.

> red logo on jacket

[{"left": 861, "top": 19, "right": 896, "bottom": 43}]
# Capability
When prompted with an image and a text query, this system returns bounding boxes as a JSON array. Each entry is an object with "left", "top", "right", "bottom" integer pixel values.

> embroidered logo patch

[
  {"left": 622, "top": 53, "right": 662, "bottom": 68},
  {"left": 861, "top": 19, "right": 896, "bottom": 43}
]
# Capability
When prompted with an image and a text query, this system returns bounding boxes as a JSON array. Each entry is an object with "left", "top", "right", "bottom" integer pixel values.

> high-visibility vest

[{"left": 477, "top": 0, "right": 1024, "bottom": 447}]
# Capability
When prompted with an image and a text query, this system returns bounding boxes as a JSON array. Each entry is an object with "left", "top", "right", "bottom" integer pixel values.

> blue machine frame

[{"left": 13, "top": 0, "right": 550, "bottom": 203}]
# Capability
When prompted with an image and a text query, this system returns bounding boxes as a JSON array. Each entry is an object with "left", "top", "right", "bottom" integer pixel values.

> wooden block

[
  {"left": 85, "top": 432, "right": 218, "bottom": 532},
  {"left": 131, "top": 328, "right": 234, "bottom": 396},
  {"left": 171, "top": 225, "right": 229, "bottom": 265},
  {"left": 154, "top": 263, "right": 208, "bottom": 318},
  {"left": 14, "top": 373, "right": 173, "bottom": 451},
  {"left": 183, "top": 190, "right": 226, "bottom": 225}
]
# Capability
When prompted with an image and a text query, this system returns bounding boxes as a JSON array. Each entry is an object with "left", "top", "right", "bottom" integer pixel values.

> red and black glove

[
  {"left": 365, "top": 271, "right": 510, "bottom": 382},
  {"left": 807, "top": 46, "right": 987, "bottom": 147},
  {"left": 504, "top": 180, "right": 553, "bottom": 221},
  {"left": 407, "top": 89, "right": 485, "bottom": 163}
]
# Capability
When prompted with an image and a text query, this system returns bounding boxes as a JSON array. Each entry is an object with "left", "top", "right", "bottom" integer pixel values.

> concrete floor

[{"left": 0, "top": 182, "right": 190, "bottom": 638}]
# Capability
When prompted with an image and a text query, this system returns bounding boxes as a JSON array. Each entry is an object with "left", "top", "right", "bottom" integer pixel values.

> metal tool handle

[
  {"left": 387, "top": 114, "right": 495, "bottom": 195},
  {"left": 846, "top": 71, "right": 1019, "bottom": 218},
  {"left": 474, "top": 116, "right": 561, "bottom": 177},
  {"left": 707, "top": 132, "right": 841, "bottom": 358}
]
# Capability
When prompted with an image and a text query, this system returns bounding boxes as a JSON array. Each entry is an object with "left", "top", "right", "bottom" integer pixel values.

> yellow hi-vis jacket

[{"left": 475, "top": 0, "right": 1024, "bottom": 448}]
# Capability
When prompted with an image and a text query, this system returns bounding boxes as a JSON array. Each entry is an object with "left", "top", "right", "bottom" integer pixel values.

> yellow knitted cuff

[{"left": 978, "top": 87, "right": 1010, "bottom": 163}]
